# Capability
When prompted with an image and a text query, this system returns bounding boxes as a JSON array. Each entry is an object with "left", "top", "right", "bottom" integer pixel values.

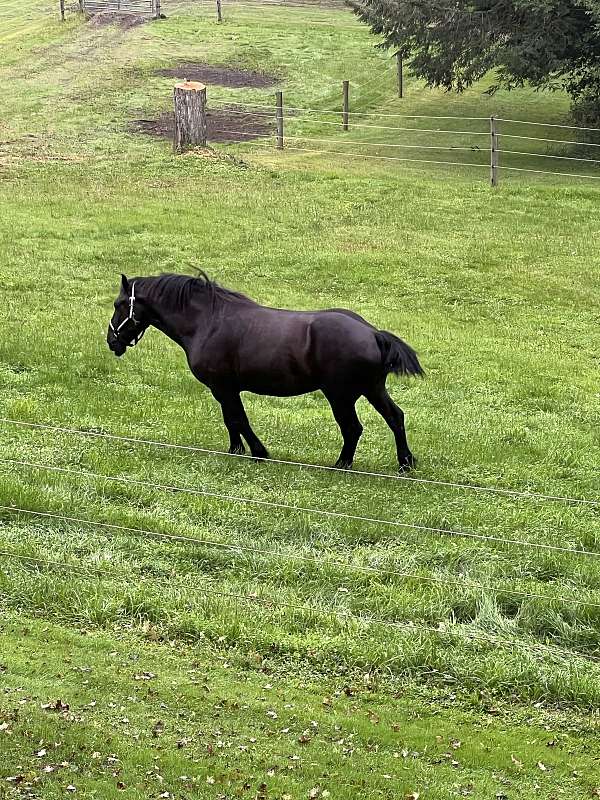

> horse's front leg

[{"left": 213, "top": 389, "right": 269, "bottom": 460}]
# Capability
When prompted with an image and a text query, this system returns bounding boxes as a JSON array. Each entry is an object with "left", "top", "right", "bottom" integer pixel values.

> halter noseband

[{"left": 110, "top": 281, "right": 145, "bottom": 346}]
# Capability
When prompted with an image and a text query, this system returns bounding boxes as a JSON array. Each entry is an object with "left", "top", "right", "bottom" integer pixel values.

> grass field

[{"left": 1, "top": 1, "right": 600, "bottom": 797}]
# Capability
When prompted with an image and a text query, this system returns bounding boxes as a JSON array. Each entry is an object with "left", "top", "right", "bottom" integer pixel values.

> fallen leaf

[
  {"left": 41, "top": 699, "right": 69, "bottom": 713},
  {"left": 511, "top": 754, "right": 523, "bottom": 768},
  {"left": 66, "top": 786, "right": 76, "bottom": 793},
  {"left": 537, "top": 761, "right": 548, "bottom": 772},
  {"left": 134, "top": 672, "right": 156, "bottom": 681},
  {"left": 309, "top": 789, "right": 321, "bottom": 799},
  {"left": 405, "top": 793, "right": 420, "bottom": 800},
  {"left": 35, "top": 749, "right": 47, "bottom": 758}
]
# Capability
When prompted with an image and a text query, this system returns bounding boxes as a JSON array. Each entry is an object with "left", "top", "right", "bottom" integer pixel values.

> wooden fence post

[
  {"left": 396, "top": 51, "right": 403, "bottom": 99},
  {"left": 59, "top": 0, "right": 65, "bottom": 21},
  {"left": 173, "top": 81, "right": 207, "bottom": 153},
  {"left": 276, "top": 91, "right": 284, "bottom": 150},
  {"left": 155, "top": 0, "right": 161, "bottom": 18},
  {"left": 78, "top": 0, "right": 84, "bottom": 12},
  {"left": 490, "top": 115, "right": 499, "bottom": 187},
  {"left": 342, "top": 80, "right": 349, "bottom": 131},
  {"left": 216, "top": 0, "right": 223, "bottom": 22}
]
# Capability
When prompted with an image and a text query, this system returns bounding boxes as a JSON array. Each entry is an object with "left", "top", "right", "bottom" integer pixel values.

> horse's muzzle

[{"left": 107, "top": 338, "right": 127, "bottom": 357}]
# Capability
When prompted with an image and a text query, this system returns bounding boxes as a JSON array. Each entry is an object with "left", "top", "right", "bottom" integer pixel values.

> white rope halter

[{"left": 109, "top": 282, "right": 145, "bottom": 346}]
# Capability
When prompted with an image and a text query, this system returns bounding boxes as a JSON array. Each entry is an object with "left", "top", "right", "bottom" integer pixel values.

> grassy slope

[
  {"left": 1, "top": 1, "right": 600, "bottom": 795},
  {"left": 1, "top": 615, "right": 600, "bottom": 799}
]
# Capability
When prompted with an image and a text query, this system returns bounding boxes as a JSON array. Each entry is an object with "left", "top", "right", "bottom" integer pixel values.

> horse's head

[{"left": 107, "top": 274, "right": 148, "bottom": 357}]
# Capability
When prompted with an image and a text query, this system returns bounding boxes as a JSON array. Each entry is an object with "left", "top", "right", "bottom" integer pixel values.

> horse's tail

[{"left": 375, "top": 330, "right": 424, "bottom": 378}]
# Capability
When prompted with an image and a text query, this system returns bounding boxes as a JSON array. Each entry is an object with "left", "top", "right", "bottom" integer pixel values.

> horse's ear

[{"left": 121, "top": 274, "right": 129, "bottom": 292}]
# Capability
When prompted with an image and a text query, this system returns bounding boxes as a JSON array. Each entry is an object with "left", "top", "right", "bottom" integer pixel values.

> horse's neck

[{"left": 147, "top": 293, "right": 211, "bottom": 350}]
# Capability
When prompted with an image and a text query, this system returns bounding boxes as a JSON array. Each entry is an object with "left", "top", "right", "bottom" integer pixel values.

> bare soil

[
  {"left": 131, "top": 106, "right": 274, "bottom": 143},
  {"left": 156, "top": 63, "right": 279, "bottom": 89},
  {"left": 87, "top": 12, "right": 152, "bottom": 30}
]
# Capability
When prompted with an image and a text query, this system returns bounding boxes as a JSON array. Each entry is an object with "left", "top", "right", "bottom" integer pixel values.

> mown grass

[
  {"left": 3, "top": 615, "right": 600, "bottom": 800},
  {"left": 1, "top": 0, "right": 600, "bottom": 795}
]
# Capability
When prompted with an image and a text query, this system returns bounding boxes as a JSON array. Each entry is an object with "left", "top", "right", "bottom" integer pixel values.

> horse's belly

[{"left": 239, "top": 372, "right": 318, "bottom": 397}]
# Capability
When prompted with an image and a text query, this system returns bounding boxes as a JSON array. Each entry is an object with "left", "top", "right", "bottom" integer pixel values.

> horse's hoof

[
  {"left": 251, "top": 449, "right": 270, "bottom": 462},
  {"left": 398, "top": 454, "right": 416, "bottom": 472},
  {"left": 334, "top": 459, "right": 353, "bottom": 470},
  {"left": 229, "top": 444, "right": 245, "bottom": 455}
]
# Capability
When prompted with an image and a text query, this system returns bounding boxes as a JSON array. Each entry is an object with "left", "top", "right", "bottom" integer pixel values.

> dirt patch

[
  {"left": 87, "top": 12, "right": 152, "bottom": 30},
  {"left": 156, "top": 63, "right": 279, "bottom": 89},
  {"left": 131, "top": 105, "right": 274, "bottom": 143}
]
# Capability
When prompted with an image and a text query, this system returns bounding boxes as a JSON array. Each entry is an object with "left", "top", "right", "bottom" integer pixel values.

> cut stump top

[{"left": 174, "top": 81, "right": 206, "bottom": 91}]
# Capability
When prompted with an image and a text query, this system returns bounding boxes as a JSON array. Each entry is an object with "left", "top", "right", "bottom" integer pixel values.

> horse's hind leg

[
  {"left": 325, "top": 393, "right": 363, "bottom": 469},
  {"left": 215, "top": 390, "right": 269, "bottom": 460},
  {"left": 365, "top": 381, "right": 414, "bottom": 470}
]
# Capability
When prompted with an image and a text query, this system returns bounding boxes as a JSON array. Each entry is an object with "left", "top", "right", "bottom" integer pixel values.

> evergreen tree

[{"left": 349, "top": 0, "right": 600, "bottom": 122}]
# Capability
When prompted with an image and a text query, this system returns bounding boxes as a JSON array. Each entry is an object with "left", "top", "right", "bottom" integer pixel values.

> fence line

[
  {"left": 241, "top": 140, "right": 490, "bottom": 169},
  {"left": 2, "top": 418, "right": 597, "bottom": 506},
  {"left": 501, "top": 149, "right": 600, "bottom": 165},
  {"left": 249, "top": 140, "right": 600, "bottom": 183},
  {"left": 211, "top": 107, "right": 275, "bottom": 118},
  {"left": 206, "top": 94, "right": 600, "bottom": 187},
  {"left": 214, "top": 100, "right": 490, "bottom": 122},
  {"left": 498, "top": 165, "right": 600, "bottom": 181},
  {"left": 282, "top": 119, "right": 490, "bottom": 135},
  {"left": 496, "top": 117, "right": 600, "bottom": 133},
  {"left": 2, "top": 502, "right": 600, "bottom": 610},
  {"left": 213, "top": 129, "right": 483, "bottom": 154},
  {"left": 2, "top": 456, "right": 599, "bottom": 558},
  {"left": 2, "top": 546, "right": 600, "bottom": 666},
  {"left": 500, "top": 132, "right": 600, "bottom": 148}
]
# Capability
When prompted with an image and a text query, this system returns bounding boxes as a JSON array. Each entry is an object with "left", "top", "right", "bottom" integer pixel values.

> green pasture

[{"left": 1, "top": 1, "right": 599, "bottom": 796}]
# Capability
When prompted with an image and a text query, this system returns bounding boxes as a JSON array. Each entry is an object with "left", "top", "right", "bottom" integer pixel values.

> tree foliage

[{"left": 349, "top": 0, "right": 600, "bottom": 119}]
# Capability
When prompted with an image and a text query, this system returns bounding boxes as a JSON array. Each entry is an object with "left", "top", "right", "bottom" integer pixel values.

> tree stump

[{"left": 173, "top": 81, "right": 207, "bottom": 153}]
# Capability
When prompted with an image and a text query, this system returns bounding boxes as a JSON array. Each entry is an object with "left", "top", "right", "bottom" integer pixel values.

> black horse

[{"left": 107, "top": 273, "right": 424, "bottom": 470}]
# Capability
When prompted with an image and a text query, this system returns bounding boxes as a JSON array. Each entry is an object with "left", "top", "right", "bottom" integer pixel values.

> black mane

[{"left": 141, "top": 272, "right": 253, "bottom": 310}]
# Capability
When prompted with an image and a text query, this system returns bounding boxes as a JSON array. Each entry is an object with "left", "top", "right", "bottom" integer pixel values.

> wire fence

[
  {"left": 2, "top": 517, "right": 600, "bottom": 668},
  {"left": 2, "top": 502, "right": 600, "bottom": 609},
  {"left": 2, "top": 416, "right": 600, "bottom": 668},
  {"left": 2, "top": 417, "right": 598, "bottom": 506},
  {"left": 2, "top": 456, "right": 599, "bottom": 558},
  {"left": 193, "top": 86, "right": 600, "bottom": 185}
]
